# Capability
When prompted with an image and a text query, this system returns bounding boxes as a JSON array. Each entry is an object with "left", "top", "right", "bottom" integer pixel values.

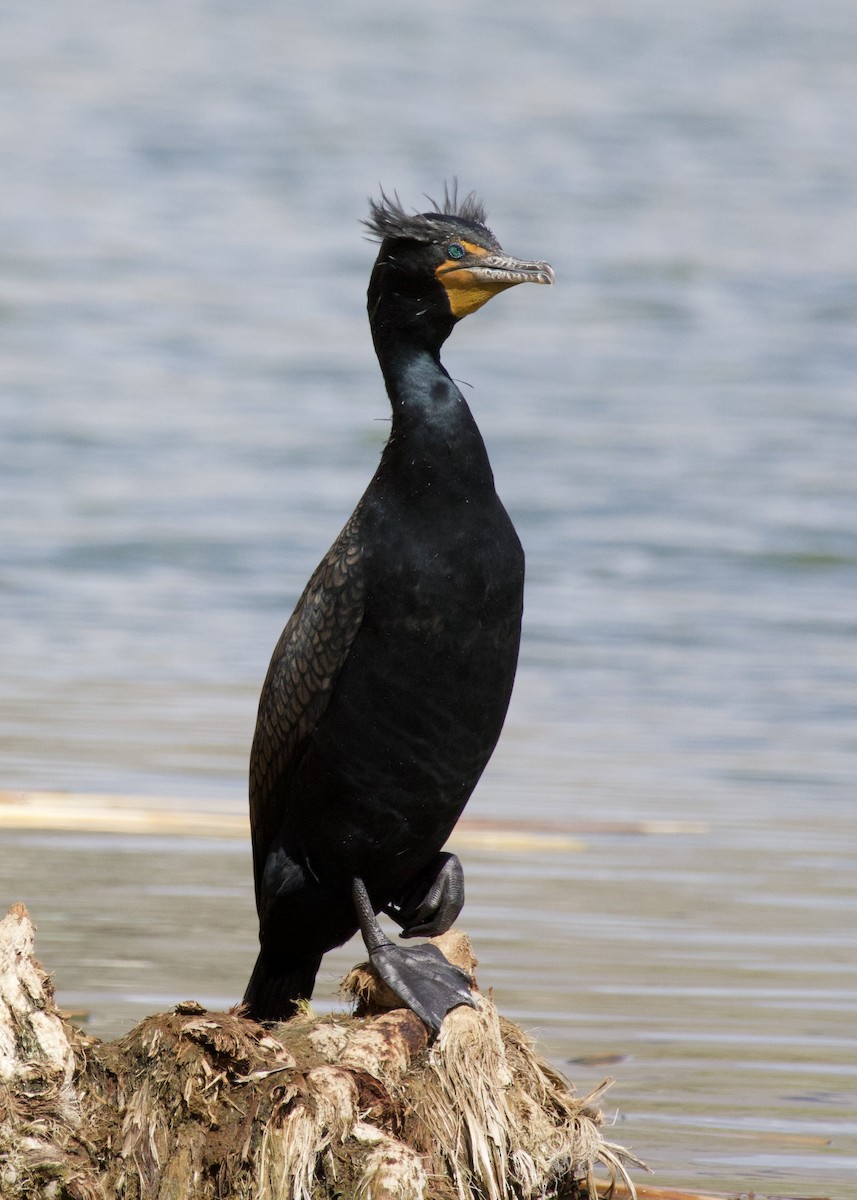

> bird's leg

[
  {"left": 352, "top": 877, "right": 475, "bottom": 1034},
  {"left": 382, "top": 851, "right": 465, "bottom": 938}
]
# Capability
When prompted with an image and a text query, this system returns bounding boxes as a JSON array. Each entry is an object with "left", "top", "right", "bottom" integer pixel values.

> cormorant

[{"left": 244, "top": 187, "right": 553, "bottom": 1032}]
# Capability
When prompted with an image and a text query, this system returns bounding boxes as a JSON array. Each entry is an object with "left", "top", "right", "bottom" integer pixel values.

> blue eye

[{"left": 448, "top": 243, "right": 466, "bottom": 260}]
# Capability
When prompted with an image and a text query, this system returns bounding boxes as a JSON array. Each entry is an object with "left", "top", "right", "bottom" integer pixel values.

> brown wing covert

[{"left": 249, "top": 515, "right": 365, "bottom": 904}]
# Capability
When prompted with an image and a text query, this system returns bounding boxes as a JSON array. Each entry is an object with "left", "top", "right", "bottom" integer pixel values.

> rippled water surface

[{"left": 1, "top": 0, "right": 855, "bottom": 1195}]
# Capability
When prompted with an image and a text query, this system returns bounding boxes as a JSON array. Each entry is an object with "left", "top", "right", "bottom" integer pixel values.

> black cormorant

[{"left": 244, "top": 187, "right": 553, "bottom": 1032}]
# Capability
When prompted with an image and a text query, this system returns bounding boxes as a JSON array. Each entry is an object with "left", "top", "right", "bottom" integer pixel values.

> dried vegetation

[{"left": 1, "top": 904, "right": 642, "bottom": 1199}]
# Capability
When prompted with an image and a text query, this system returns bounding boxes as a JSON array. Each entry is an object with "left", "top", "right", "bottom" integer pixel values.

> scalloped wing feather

[{"left": 249, "top": 512, "right": 365, "bottom": 904}]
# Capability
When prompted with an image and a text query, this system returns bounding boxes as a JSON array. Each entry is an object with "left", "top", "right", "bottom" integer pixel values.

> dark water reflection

[{"left": 1, "top": 0, "right": 855, "bottom": 1194}]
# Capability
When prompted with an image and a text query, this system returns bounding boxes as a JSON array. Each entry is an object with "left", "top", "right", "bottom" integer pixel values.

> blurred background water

[{"left": 1, "top": 0, "right": 855, "bottom": 1194}]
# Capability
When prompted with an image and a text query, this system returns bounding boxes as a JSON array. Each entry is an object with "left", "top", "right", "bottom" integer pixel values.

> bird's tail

[{"left": 242, "top": 949, "right": 322, "bottom": 1023}]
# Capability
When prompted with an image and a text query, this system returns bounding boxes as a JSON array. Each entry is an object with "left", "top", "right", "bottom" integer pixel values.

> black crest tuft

[{"left": 364, "top": 181, "right": 489, "bottom": 243}]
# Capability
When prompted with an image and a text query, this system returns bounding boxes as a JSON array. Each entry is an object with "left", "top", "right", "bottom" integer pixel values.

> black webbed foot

[
  {"left": 382, "top": 851, "right": 465, "bottom": 938},
  {"left": 366, "top": 941, "right": 476, "bottom": 1033},
  {"left": 353, "top": 877, "right": 475, "bottom": 1034}
]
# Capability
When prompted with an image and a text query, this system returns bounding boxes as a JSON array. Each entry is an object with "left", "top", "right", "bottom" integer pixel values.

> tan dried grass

[{"left": 1, "top": 903, "right": 644, "bottom": 1199}]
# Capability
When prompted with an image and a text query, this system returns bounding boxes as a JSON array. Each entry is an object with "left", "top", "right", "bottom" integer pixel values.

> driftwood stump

[{"left": 0, "top": 903, "right": 640, "bottom": 1199}]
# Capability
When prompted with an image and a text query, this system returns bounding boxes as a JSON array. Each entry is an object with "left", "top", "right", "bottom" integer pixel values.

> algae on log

[{"left": 0, "top": 903, "right": 642, "bottom": 1199}]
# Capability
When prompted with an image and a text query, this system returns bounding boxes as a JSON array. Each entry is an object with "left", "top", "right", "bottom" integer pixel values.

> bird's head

[{"left": 364, "top": 185, "right": 553, "bottom": 350}]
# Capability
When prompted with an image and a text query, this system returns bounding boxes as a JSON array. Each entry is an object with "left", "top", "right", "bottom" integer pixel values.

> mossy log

[{"left": 0, "top": 903, "right": 642, "bottom": 1200}]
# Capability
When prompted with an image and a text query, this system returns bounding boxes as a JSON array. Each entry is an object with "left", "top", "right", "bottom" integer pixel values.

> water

[{"left": 1, "top": 0, "right": 855, "bottom": 1194}]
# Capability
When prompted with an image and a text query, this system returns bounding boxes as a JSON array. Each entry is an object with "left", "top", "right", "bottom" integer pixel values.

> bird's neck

[{"left": 373, "top": 332, "right": 495, "bottom": 498}]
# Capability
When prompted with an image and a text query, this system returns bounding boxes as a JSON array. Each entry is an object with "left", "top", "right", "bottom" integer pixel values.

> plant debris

[{"left": 0, "top": 903, "right": 643, "bottom": 1199}]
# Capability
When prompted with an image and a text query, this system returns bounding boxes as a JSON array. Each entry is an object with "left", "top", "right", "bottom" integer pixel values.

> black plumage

[{"left": 244, "top": 187, "right": 553, "bottom": 1031}]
